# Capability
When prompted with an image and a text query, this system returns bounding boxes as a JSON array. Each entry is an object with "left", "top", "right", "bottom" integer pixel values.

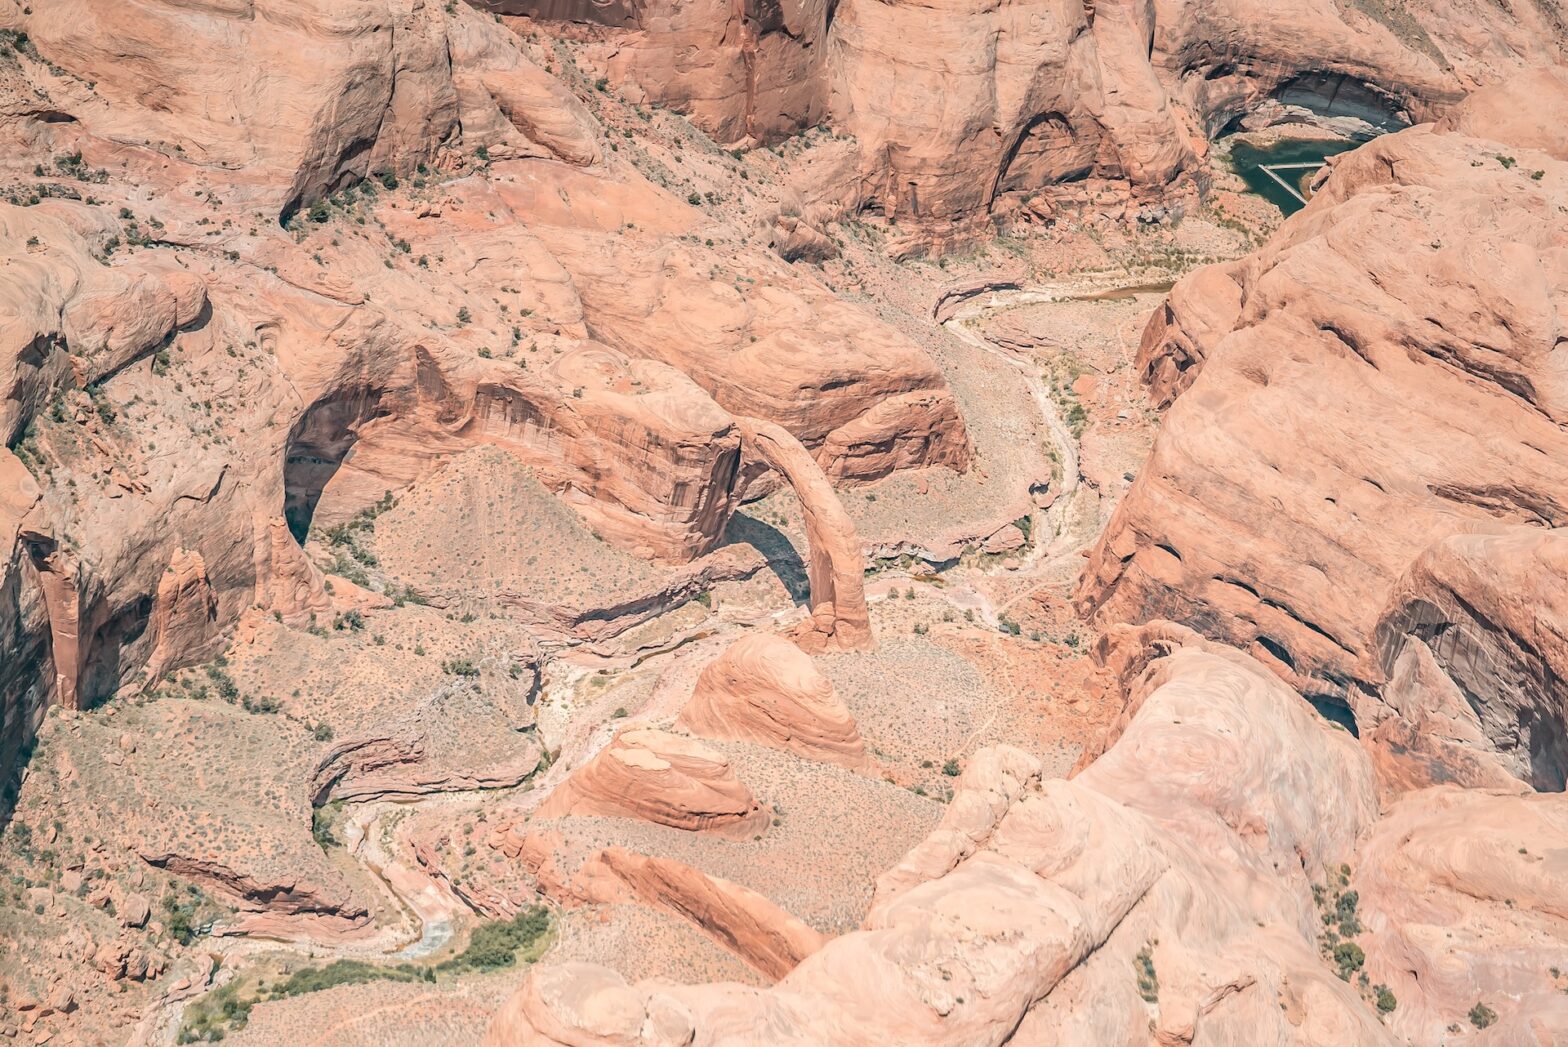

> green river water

[{"left": 1226, "top": 138, "right": 1358, "bottom": 215}]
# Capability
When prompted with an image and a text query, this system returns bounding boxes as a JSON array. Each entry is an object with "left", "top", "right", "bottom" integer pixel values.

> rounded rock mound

[
  {"left": 537, "top": 728, "right": 767, "bottom": 836},
  {"left": 680, "top": 634, "right": 868, "bottom": 769}
]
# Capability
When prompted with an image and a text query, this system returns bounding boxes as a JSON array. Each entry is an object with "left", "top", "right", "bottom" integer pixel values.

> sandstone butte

[{"left": 0, "top": 1, "right": 1565, "bottom": 1046}]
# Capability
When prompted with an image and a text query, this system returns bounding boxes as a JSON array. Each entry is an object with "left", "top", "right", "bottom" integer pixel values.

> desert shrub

[
  {"left": 1333, "top": 941, "right": 1365, "bottom": 979},
  {"left": 1134, "top": 946, "right": 1159, "bottom": 1003}
]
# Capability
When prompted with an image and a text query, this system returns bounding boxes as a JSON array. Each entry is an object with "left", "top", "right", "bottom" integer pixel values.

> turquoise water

[{"left": 1226, "top": 138, "right": 1357, "bottom": 215}]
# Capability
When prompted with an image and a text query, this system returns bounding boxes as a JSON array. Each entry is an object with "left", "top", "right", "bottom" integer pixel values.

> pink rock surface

[
  {"left": 537, "top": 728, "right": 768, "bottom": 837},
  {"left": 1355, "top": 787, "right": 1568, "bottom": 1045},
  {"left": 680, "top": 633, "right": 867, "bottom": 769},
  {"left": 487, "top": 628, "right": 1386, "bottom": 1045},
  {"left": 1082, "top": 74, "right": 1568, "bottom": 706}
]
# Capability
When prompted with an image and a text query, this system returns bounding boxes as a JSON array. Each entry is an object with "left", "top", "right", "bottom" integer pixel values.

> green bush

[
  {"left": 441, "top": 906, "right": 552, "bottom": 973},
  {"left": 1134, "top": 946, "right": 1159, "bottom": 1003},
  {"left": 272, "top": 958, "right": 424, "bottom": 997},
  {"left": 180, "top": 959, "right": 432, "bottom": 1042},
  {"left": 1332, "top": 941, "right": 1365, "bottom": 979},
  {"left": 312, "top": 802, "right": 341, "bottom": 849},
  {"left": 204, "top": 664, "right": 240, "bottom": 703},
  {"left": 1469, "top": 1001, "right": 1497, "bottom": 1029},
  {"left": 1335, "top": 889, "right": 1362, "bottom": 936}
]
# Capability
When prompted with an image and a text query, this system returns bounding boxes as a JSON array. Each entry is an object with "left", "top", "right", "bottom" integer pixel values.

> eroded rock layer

[
  {"left": 0, "top": 0, "right": 970, "bottom": 789},
  {"left": 1082, "top": 74, "right": 1568, "bottom": 719},
  {"left": 487, "top": 0, "right": 1565, "bottom": 246},
  {"left": 1372, "top": 527, "right": 1568, "bottom": 793},
  {"left": 485, "top": 627, "right": 1388, "bottom": 1045},
  {"left": 536, "top": 728, "right": 767, "bottom": 836},
  {"left": 681, "top": 633, "right": 867, "bottom": 769}
]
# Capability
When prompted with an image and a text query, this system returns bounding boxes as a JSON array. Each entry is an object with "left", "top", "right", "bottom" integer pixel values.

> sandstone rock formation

[
  {"left": 680, "top": 633, "right": 867, "bottom": 768},
  {"left": 491, "top": 0, "right": 1565, "bottom": 246},
  {"left": 536, "top": 728, "right": 767, "bottom": 836},
  {"left": 10, "top": 3, "right": 1568, "bottom": 1044},
  {"left": 507, "top": 183, "right": 973, "bottom": 482},
  {"left": 486, "top": 628, "right": 1386, "bottom": 1045},
  {"left": 1432, "top": 64, "right": 1568, "bottom": 159},
  {"left": 0, "top": 0, "right": 970, "bottom": 793},
  {"left": 473, "top": 0, "right": 830, "bottom": 147},
  {"left": 20, "top": 0, "right": 602, "bottom": 215},
  {"left": 1082, "top": 79, "right": 1568, "bottom": 724},
  {"left": 488, "top": 832, "right": 828, "bottom": 979},
  {"left": 1352, "top": 787, "right": 1568, "bottom": 1043},
  {"left": 1371, "top": 527, "right": 1568, "bottom": 793},
  {"left": 736, "top": 417, "right": 872, "bottom": 652}
]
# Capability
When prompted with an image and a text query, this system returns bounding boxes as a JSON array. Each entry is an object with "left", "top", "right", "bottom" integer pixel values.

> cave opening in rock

[
  {"left": 283, "top": 388, "right": 387, "bottom": 544},
  {"left": 1306, "top": 692, "right": 1360, "bottom": 738},
  {"left": 1269, "top": 72, "right": 1411, "bottom": 137},
  {"left": 1217, "top": 71, "right": 1412, "bottom": 141}
]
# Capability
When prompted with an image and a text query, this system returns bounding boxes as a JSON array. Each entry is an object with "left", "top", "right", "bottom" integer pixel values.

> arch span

[{"left": 735, "top": 416, "right": 871, "bottom": 653}]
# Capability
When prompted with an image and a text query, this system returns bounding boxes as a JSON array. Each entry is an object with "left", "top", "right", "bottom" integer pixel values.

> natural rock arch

[{"left": 734, "top": 416, "right": 871, "bottom": 653}]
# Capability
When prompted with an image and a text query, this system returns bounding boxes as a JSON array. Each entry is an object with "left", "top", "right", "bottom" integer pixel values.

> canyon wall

[{"left": 485, "top": 0, "right": 1566, "bottom": 246}]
